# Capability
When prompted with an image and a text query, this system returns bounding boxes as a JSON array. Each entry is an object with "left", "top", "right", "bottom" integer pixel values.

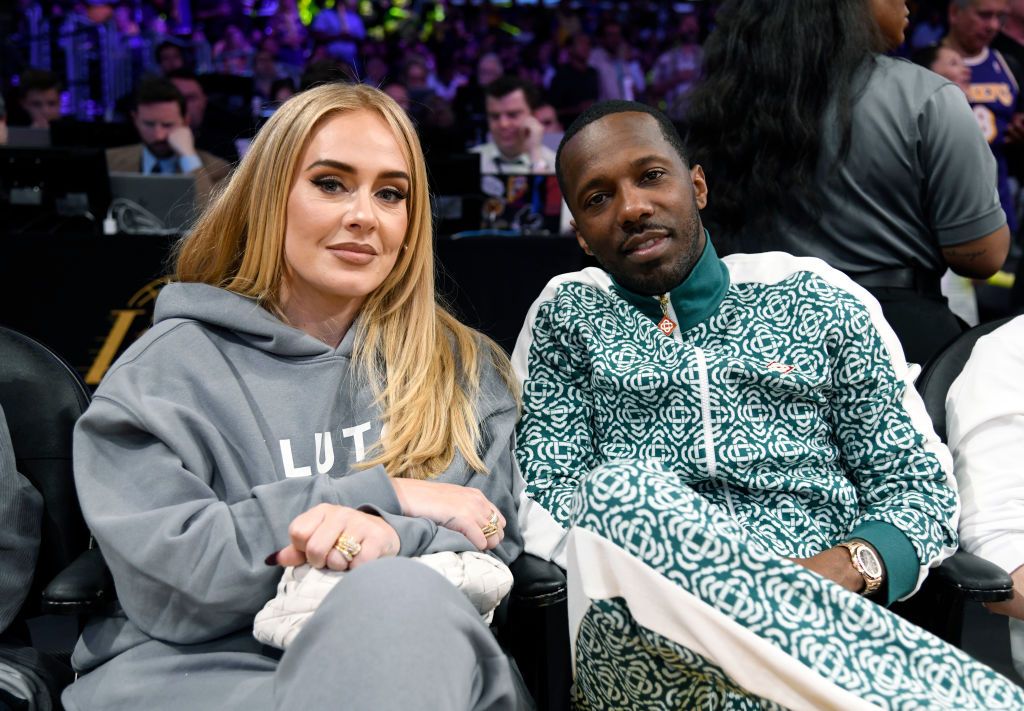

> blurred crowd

[{"left": 2, "top": 0, "right": 952, "bottom": 160}]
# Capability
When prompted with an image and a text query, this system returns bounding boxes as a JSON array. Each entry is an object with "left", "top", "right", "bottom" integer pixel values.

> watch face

[{"left": 856, "top": 547, "right": 883, "bottom": 579}]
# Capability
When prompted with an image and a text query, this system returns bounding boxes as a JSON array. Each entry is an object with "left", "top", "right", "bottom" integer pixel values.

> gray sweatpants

[{"left": 64, "top": 558, "right": 532, "bottom": 710}]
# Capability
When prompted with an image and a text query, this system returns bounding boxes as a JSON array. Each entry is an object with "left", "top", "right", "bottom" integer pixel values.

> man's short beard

[{"left": 597, "top": 199, "right": 704, "bottom": 296}]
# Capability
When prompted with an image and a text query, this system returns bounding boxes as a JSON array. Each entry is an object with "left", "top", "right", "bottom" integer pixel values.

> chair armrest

[
  {"left": 40, "top": 547, "right": 114, "bottom": 615},
  {"left": 933, "top": 549, "right": 1013, "bottom": 602},
  {"left": 510, "top": 553, "right": 567, "bottom": 608}
]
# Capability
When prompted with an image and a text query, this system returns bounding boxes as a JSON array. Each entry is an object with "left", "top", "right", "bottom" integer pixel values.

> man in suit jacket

[{"left": 107, "top": 77, "right": 231, "bottom": 207}]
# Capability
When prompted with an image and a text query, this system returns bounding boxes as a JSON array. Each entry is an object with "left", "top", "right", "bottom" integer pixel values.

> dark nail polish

[{"left": 264, "top": 551, "right": 279, "bottom": 566}]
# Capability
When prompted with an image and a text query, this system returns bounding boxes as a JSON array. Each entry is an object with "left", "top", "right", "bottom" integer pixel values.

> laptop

[
  {"left": 6, "top": 127, "right": 51, "bottom": 147},
  {"left": 108, "top": 172, "right": 198, "bottom": 234}
]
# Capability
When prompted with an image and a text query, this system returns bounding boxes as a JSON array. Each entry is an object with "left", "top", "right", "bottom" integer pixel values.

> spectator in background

[
  {"left": 0, "top": 94, "right": 7, "bottom": 145},
  {"left": 912, "top": 44, "right": 973, "bottom": 92},
  {"left": 533, "top": 101, "right": 563, "bottom": 134},
  {"left": 270, "top": 78, "right": 295, "bottom": 105},
  {"left": 383, "top": 82, "right": 411, "bottom": 113},
  {"left": 913, "top": 42, "right": 982, "bottom": 326},
  {"left": 687, "top": 0, "right": 1009, "bottom": 365},
  {"left": 454, "top": 52, "right": 504, "bottom": 145},
  {"left": 547, "top": 33, "right": 600, "bottom": 128},
  {"left": 107, "top": 77, "right": 230, "bottom": 206},
  {"left": 994, "top": 0, "right": 1024, "bottom": 71},
  {"left": 945, "top": 0, "right": 1022, "bottom": 239},
  {"left": 403, "top": 56, "right": 436, "bottom": 123},
  {"left": 18, "top": 69, "right": 62, "bottom": 128},
  {"left": 588, "top": 20, "right": 645, "bottom": 101},
  {"left": 470, "top": 76, "right": 554, "bottom": 174},
  {"left": 167, "top": 69, "right": 240, "bottom": 162},
  {"left": 651, "top": 12, "right": 703, "bottom": 122},
  {"left": 311, "top": 0, "right": 366, "bottom": 74},
  {"left": 946, "top": 315, "right": 1024, "bottom": 680},
  {"left": 252, "top": 48, "right": 284, "bottom": 104},
  {"left": 910, "top": 5, "right": 949, "bottom": 48},
  {"left": 155, "top": 40, "right": 187, "bottom": 75},
  {"left": 212, "top": 24, "right": 254, "bottom": 75},
  {"left": 362, "top": 56, "right": 389, "bottom": 87}
]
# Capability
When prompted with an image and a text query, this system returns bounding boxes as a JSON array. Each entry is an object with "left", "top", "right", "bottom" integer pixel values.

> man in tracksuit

[{"left": 512, "top": 100, "right": 1024, "bottom": 709}]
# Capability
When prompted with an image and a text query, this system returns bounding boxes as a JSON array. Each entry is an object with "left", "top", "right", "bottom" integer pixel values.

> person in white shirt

[
  {"left": 947, "top": 314, "right": 1024, "bottom": 679},
  {"left": 470, "top": 77, "right": 555, "bottom": 175},
  {"left": 588, "top": 20, "right": 646, "bottom": 101}
]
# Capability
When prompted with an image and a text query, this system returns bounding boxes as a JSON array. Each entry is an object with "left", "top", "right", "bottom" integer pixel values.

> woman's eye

[
  {"left": 312, "top": 177, "right": 345, "bottom": 193},
  {"left": 377, "top": 187, "right": 407, "bottom": 203}
]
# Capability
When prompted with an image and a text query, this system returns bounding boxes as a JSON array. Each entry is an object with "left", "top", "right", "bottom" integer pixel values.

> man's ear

[
  {"left": 691, "top": 164, "right": 708, "bottom": 210},
  {"left": 573, "top": 222, "right": 593, "bottom": 255}
]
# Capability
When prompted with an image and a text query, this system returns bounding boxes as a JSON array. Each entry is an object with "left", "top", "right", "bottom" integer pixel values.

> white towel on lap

[{"left": 254, "top": 552, "right": 514, "bottom": 649}]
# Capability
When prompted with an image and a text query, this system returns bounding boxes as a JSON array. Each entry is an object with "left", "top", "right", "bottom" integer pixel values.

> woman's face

[
  {"left": 281, "top": 109, "right": 410, "bottom": 320},
  {"left": 871, "top": 0, "right": 910, "bottom": 50},
  {"left": 931, "top": 46, "right": 972, "bottom": 93}
]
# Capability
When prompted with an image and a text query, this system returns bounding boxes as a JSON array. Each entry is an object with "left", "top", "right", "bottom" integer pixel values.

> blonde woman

[{"left": 65, "top": 83, "right": 530, "bottom": 710}]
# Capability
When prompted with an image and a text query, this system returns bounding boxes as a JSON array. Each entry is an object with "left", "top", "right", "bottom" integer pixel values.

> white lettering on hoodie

[{"left": 279, "top": 420, "right": 373, "bottom": 478}]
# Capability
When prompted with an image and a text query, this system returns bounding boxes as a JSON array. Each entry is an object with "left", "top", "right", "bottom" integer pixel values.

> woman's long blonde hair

[{"left": 175, "top": 82, "right": 515, "bottom": 479}]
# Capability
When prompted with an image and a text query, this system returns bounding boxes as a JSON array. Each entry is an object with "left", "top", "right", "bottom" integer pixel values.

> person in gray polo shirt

[{"left": 685, "top": 0, "right": 1010, "bottom": 364}]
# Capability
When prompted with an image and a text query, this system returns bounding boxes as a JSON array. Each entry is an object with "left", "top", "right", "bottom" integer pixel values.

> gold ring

[
  {"left": 334, "top": 533, "right": 362, "bottom": 561},
  {"left": 487, "top": 510, "right": 500, "bottom": 527},
  {"left": 481, "top": 522, "right": 500, "bottom": 538}
]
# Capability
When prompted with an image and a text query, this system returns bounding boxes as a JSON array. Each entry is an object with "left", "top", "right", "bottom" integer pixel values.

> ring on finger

[
  {"left": 334, "top": 533, "right": 362, "bottom": 561},
  {"left": 480, "top": 522, "right": 500, "bottom": 538},
  {"left": 487, "top": 509, "right": 500, "bottom": 527}
]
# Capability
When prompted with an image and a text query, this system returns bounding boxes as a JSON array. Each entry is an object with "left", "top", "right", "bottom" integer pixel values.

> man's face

[
  {"left": 950, "top": 0, "right": 1008, "bottom": 55},
  {"left": 21, "top": 88, "right": 60, "bottom": 127},
  {"left": 158, "top": 47, "right": 184, "bottom": 74},
  {"left": 570, "top": 35, "right": 591, "bottom": 63},
  {"left": 133, "top": 101, "right": 186, "bottom": 158},
  {"left": 486, "top": 89, "right": 531, "bottom": 157},
  {"left": 534, "top": 105, "right": 562, "bottom": 134},
  {"left": 602, "top": 24, "right": 623, "bottom": 51},
  {"left": 169, "top": 77, "right": 206, "bottom": 129},
  {"left": 478, "top": 56, "right": 503, "bottom": 86},
  {"left": 562, "top": 112, "right": 707, "bottom": 296}
]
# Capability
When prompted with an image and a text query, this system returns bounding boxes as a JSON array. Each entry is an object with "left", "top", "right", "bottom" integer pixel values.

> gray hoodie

[{"left": 71, "top": 282, "right": 523, "bottom": 672}]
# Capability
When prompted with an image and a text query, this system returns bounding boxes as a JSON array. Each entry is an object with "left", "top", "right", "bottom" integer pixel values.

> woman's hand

[
  {"left": 391, "top": 478, "right": 506, "bottom": 551},
  {"left": 273, "top": 504, "right": 400, "bottom": 571}
]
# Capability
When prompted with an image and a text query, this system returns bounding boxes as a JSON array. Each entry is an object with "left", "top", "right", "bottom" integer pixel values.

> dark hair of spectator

[
  {"left": 484, "top": 76, "right": 540, "bottom": 109},
  {"left": 134, "top": 76, "right": 187, "bottom": 117},
  {"left": 165, "top": 68, "right": 202, "bottom": 84},
  {"left": 910, "top": 45, "right": 941, "bottom": 69},
  {"left": 20, "top": 69, "right": 62, "bottom": 94},
  {"left": 555, "top": 100, "right": 689, "bottom": 204},
  {"left": 270, "top": 77, "right": 296, "bottom": 98},
  {"left": 300, "top": 60, "right": 356, "bottom": 91},
  {"left": 684, "top": 0, "right": 884, "bottom": 235},
  {"left": 155, "top": 40, "right": 184, "bottom": 62}
]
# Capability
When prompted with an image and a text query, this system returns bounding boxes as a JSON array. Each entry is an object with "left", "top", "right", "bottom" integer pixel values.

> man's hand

[
  {"left": 391, "top": 477, "right": 505, "bottom": 551},
  {"left": 523, "top": 115, "right": 546, "bottom": 165},
  {"left": 985, "top": 565, "right": 1024, "bottom": 619},
  {"left": 791, "top": 546, "right": 864, "bottom": 593},
  {"left": 167, "top": 125, "right": 199, "bottom": 162}
]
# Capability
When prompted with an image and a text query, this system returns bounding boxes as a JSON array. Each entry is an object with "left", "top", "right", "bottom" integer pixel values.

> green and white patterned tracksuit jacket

[
  {"left": 510, "top": 241, "right": 1024, "bottom": 710},
  {"left": 513, "top": 239, "right": 957, "bottom": 605}
]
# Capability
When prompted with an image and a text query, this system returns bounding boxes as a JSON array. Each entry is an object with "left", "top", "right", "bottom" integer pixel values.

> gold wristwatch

[{"left": 838, "top": 539, "right": 884, "bottom": 596}]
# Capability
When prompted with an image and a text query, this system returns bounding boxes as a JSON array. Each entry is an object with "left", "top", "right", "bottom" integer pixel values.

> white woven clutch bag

[{"left": 253, "top": 551, "right": 514, "bottom": 649}]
